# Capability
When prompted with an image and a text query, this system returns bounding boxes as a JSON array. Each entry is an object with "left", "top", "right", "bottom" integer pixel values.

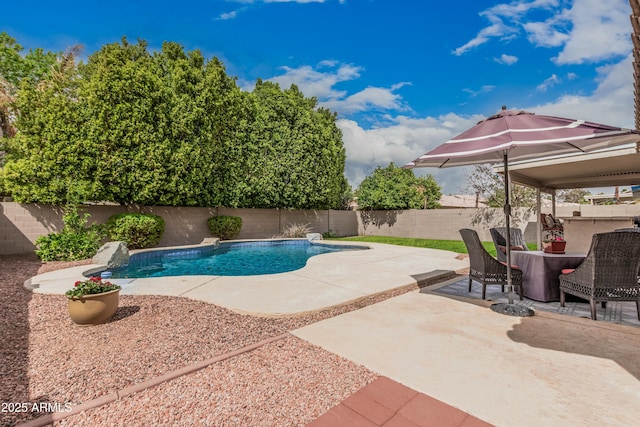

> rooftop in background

[
  {"left": 438, "top": 194, "right": 487, "bottom": 209},
  {"left": 438, "top": 194, "right": 580, "bottom": 208},
  {"left": 584, "top": 192, "right": 640, "bottom": 205}
]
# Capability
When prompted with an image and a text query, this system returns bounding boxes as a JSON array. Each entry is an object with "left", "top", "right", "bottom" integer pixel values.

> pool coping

[{"left": 24, "top": 240, "right": 471, "bottom": 317}]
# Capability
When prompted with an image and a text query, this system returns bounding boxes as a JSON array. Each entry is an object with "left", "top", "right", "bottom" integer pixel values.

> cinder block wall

[
  {"left": 0, "top": 203, "right": 360, "bottom": 255},
  {"left": 1, "top": 203, "right": 64, "bottom": 254},
  {"left": 137, "top": 206, "right": 219, "bottom": 247},
  {"left": 2, "top": 201, "right": 637, "bottom": 255},
  {"left": 218, "top": 208, "right": 281, "bottom": 239},
  {"left": 357, "top": 208, "right": 533, "bottom": 242}
]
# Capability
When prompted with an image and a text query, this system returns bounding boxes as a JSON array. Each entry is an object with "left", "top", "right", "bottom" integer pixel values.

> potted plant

[
  {"left": 66, "top": 276, "right": 121, "bottom": 326},
  {"left": 543, "top": 235, "right": 566, "bottom": 254}
]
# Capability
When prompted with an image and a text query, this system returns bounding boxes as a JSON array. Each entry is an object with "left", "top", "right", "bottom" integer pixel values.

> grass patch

[
  {"left": 330, "top": 235, "right": 539, "bottom": 258},
  {"left": 328, "top": 235, "right": 494, "bottom": 256}
]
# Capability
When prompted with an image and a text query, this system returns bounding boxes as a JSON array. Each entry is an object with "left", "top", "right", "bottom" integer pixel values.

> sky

[{"left": 1, "top": 0, "right": 636, "bottom": 195}]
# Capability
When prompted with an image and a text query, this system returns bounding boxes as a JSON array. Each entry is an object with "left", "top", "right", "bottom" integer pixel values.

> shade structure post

[{"left": 536, "top": 188, "right": 542, "bottom": 250}]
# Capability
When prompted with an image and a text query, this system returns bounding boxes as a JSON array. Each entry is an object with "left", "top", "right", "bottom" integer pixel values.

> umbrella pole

[
  {"left": 504, "top": 151, "right": 514, "bottom": 305},
  {"left": 490, "top": 151, "right": 534, "bottom": 317}
]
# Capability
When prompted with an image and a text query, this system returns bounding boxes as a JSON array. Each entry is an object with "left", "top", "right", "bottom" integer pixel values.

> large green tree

[
  {"left": 356, "top": 163, "right": 441, "bottom": 210},
  {"left": 154, "top": 43, "right": 252, "bottom": 207},
  {"left": 1, "top": 32, "right": 59, "bottom": 150},
  {"left": 0, "top": 32, "right": 58, "bottom": 92},
  {"left": 2, "top": 35, "right": 348, "bottom": 209},
  {"left": 2, "top": 47, "right": 87, "bottom": 203},
  {"left": 240, "top": 81, "right": 347, "bottom": 209},
  {"left": 79, "top": 39, "right": 171, "bottom": 205}
]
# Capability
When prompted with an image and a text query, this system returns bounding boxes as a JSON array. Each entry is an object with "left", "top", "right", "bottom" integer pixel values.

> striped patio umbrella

[{"left": 405, "top": 107, "right": 640, "bottom": 316}]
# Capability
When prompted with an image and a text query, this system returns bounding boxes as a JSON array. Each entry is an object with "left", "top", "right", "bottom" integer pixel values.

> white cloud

[
  {"left": 552, "top": 0, "right": 632, "bottom": 64},
  {"left": 454, "top": 0, "right": 631, "bottom": 65},
  {"left": 462, "top": 85, "right": 496, "bottom": 97},
  {"left": 266, "top": 62, "right": 410, "bottom": 115},
  {"left": 337, "top": 114, "right": 484, "bottom": 191},
  {"left": 322, "top": 84, "right": 411, "bottom": 114},
  {"left": 219, "top": 0, "right": 343, "bottom": 19},
  {"left": 536, "top": 72, "right": 582, "bottom": 92},
  {"left": 526, "top": 55, "right": 634, "bottom": 128},
  {"left": 494, "top": 54, "right": 519, "bottom": 65},
  {"left": 216, "top": 10, "right": 242, "bottom": 20},
  {"left": 536, "top": 73, "right": 561, "bottom": 92},
  {"left": 453, "top": 20, "right": 515, "bottom": 56},
  {"left": 523, "top": 17, "right": 569, "bottom": 47},
  {"left": 267, "top": 62, "right": 360, "bottom": 99},
  {"left": 453, "top": 0, "right": 558, "bottom": 56}
]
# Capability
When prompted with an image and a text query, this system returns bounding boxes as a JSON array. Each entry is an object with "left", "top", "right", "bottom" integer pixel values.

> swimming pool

[{"left": 97, "top": 240, "right": 367, "bottom": 278}]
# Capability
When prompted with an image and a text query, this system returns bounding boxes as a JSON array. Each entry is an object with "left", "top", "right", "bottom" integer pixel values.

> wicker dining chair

[
  {"left": 559, "top": 231, "right": 640, "bottom": 321},
  {"left": 489, "top": 227, "right": 529, "bottom": 262},
  {"left": 460, "top": 228, "right": 523, "bottom": 300}
]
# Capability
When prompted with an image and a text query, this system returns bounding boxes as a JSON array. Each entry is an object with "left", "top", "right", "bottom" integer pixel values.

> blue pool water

[{"left": 98, "top": 240, "right": 366, "bottom": 278}]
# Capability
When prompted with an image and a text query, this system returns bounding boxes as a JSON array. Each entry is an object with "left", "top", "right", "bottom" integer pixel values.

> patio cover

[
  {"left": 500, "top": 144, "right": 640, "bottom": 191},
  {"left": 495, "top": 144, "right": 640, "bottom": 247}
]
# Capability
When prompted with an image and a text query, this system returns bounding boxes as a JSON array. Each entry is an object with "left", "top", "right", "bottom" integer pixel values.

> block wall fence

[{"left": 1, "top": 202, "right": 638, "bottom": 255}]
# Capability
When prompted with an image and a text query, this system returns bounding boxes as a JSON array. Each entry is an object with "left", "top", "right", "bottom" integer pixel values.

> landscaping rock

[
  {"left": 92, "top": 241, "right": 129, "bottom": 268},
  {"left": 201, "top": 237, "right": 221, "bottom": 247}
]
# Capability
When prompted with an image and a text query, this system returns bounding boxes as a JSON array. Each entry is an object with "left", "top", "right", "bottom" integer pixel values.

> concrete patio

[{"left": 294, "top": 277, "right": 640, "bottom": 427}]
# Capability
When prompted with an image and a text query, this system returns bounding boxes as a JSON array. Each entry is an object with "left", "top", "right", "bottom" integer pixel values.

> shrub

[
  {"left": 106, "top": 213, "right": 165, "bottom": 249},
  {"left": 35, "top": 205, "right": 105, "bottom": 261},
  {"left": 207, "top": 215, "right": 242, "bottom": 240},
  {"left": 322, "top": 230, "right": 341, "bottom": 238},
  {"left": 280, "top": 223, "right": 311, "bottom": 238}
]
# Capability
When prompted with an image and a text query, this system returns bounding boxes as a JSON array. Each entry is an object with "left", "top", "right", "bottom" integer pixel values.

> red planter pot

[{"left": 543, "top": 240, "right": 566, "bottom": 254}]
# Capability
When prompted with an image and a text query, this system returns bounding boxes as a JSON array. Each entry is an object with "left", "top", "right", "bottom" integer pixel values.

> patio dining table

[{"left": 510, "top": 250, "right": 586, "bottom": 302}]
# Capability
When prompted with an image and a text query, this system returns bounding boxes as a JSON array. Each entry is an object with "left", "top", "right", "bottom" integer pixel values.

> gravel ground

[{"left": 1, "top": 254, "right": 443, "bottom": 427}]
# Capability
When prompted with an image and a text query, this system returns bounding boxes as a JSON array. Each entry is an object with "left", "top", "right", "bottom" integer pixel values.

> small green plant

[
  {"left": 280, "top": 223, "right": 312, "bottom": 238},
  {"left": 106, "top": 213, "right": 165, "bottom": 249},
  {"left": 207, "top": 215, "right": 242, "bottom": 240},
  {"left": 35, "top": 205, "right": 105, "bottom": 261},
  {"left": 322, "top": 230, "right": 341, "bottom": 239},
  {"left": 65, "top": 276, "right": 121, "bottom": 299}
]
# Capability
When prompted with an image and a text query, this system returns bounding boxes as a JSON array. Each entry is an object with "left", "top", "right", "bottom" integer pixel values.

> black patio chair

[
  {"left": 559, "top": 231, "right": 640, "bottom": 321},
  {"left": 489, "top": 227, "right": 529, "bottom": 262},
  {"left": 459, "top": 228, "right": 523, "bottom": 300}
]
